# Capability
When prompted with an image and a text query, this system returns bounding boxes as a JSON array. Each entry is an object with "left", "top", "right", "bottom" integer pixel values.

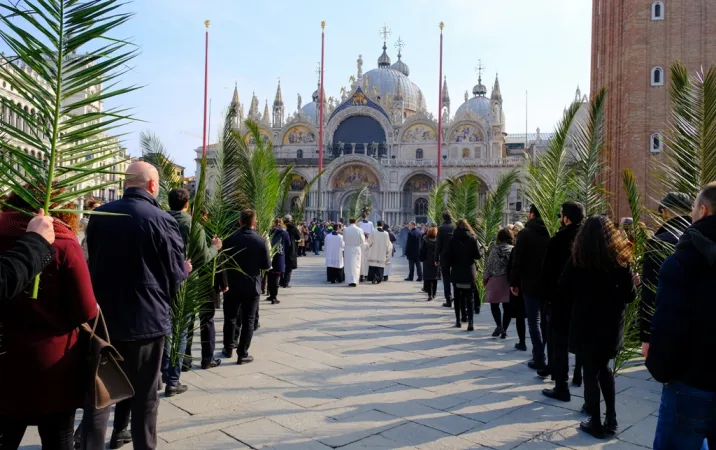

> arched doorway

[
  {"left": 402, "top": 173, "right": 435, "bottom": 223},
  {"left": 414, "top": 198, "right": 428, "bottom": 223},
  {"left": 330, "top": 163, "right": 382, "bottom": 223}
]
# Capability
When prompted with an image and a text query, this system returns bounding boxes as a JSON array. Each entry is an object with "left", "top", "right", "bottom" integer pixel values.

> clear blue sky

[{"left": 14, "top": 0, "right": 595, "bottom": 175}]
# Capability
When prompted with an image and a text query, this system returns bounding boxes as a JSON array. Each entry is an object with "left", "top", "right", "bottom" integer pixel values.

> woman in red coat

[{"left": 0, "top": 195, "right": 97, "bottom": 449}]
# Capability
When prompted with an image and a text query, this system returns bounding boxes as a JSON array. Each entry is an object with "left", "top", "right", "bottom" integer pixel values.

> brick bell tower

[{"left": 590, "top": 0, "right": 716, "bottom": 218}]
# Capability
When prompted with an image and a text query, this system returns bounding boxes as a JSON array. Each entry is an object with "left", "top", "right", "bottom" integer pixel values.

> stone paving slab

[{"left": 18, "top": 253, "right": 660, "bottom": 449}]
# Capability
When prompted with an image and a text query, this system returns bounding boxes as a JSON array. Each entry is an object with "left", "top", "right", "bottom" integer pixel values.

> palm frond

[
  {"left": 349, "top": 184, "right": 371, "bottom": 220},
  {"left": 232, "top": 119, "right": 286, "bottom": 239},
  {"left": 293, "top": 171, "right": 324, "bottom": 223},
  {"left": 572, "top": 87, "right": 609, "bottom": 216},
  {"left": 525, "top": 101, "right": 582, "bottom": 236},
  {"left": 427, "top": 180, "right": 449, "bottom": 226},
  {"left": 614, "top": 169, "right": 650, "bottom": 375},
  {"left": 139, "top": 131, "right": 183, "bottom": 209},
  {"left": 660, "top": 63, "right": 716, "bottom": 198},
  {"left": 447, "top": 175, "right": 479, "bottom": 229},
  {"left": 0, "top": 0, "right": 139, "bottom": 297},
  {"left": 476, "top": 169, "right": 520, "bottom": 253}
]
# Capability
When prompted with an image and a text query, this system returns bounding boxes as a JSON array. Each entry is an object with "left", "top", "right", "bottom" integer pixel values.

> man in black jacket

[
  {"left": 404, "top": 222, "right": 423, "bottom": 282},
  {"left": 282, "top": 215, "right": 300, "bottom": 288},
  {"left": 435, "top": 211, "right": 455, "bottom": 308},
  {"left": 84, "top": 161, "right": 189, "bottom": 450},
  {"left": 648, "top": 183, "right": 716, "bottom": 449},
  {"left": 639, "top": 192, "right": 692, "bottom": 359},
  {"left": 541, "top": 201, "right": 584, "bottom": 402},
  {"left": 510, "top": 205, "right": 550, "bottom": 370},
  {"left": 0, "top": 211, "right": 55, "bottom": 303},
  {"left": 222, "top": 209, "right": 271, "bottom": 365}
]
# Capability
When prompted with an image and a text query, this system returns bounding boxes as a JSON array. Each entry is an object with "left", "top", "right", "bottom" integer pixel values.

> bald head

[{"left": 126, "top": 161, "right": 160, "bottom": 197}]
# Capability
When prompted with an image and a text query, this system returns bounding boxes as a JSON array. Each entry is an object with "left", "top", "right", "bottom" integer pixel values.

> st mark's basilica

[{"left": 197, "top": 32, "right": 562, "bottom": 225}]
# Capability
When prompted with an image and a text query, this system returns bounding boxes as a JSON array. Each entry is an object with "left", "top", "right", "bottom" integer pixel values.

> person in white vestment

[
  {"left": 367, "top": 221, "right": 393, "bottom": 284},
  {"left": 343, "top": 219, "right": 366, "bottom": 287},
  {"left": 324, "top": 223, "right": 345, "bottom": 283},
  {"left": 382, "top": 222, "right": 397, "bottom": 281},
  {"left": 357, "top": 215, "right": 373, "bottom": 282},
  {"left": 357, "top": 215, "right": 374, "bottom": 236}
]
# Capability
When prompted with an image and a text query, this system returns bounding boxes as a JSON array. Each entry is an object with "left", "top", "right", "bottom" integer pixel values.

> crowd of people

[{"left": 0, "top": 161, "right": 714, "bottom": 448}]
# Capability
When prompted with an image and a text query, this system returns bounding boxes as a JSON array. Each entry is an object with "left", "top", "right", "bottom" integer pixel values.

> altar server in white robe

[
  {"left": 367, "top": 221, "right": 393, "bottom": 284},
  {"left": 357, "top": 216, "right": 373, "bottom": 281},
  {"left": 325, "top": 224, "right": 345, "bottom": 283},
  {"left": 343, "top": 219, "right": 366, "bottom": 287}
]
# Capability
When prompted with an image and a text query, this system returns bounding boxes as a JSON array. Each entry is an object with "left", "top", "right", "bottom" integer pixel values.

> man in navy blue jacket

[
  {"left": 404, "top": 222, "right": 423, "bottom": 282},
  {"left": 648, "top": 182, "right": 716, "bottom": 450},
  {"left": 222, "top": 209, "right": 271, "bottom": 365},
  {"left": 84, "top": 161, "right": 188, "bottom": 450}
]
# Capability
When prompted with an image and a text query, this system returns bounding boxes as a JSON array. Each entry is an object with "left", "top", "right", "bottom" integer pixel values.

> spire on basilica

[
  {"left": 262, "top": 100, "right": 271, "bottom": 125},
  {"left": 377, "top": 24, "right": 392, "bottom": 68},
  {"left": 442, "top": 76, "right": 450, "bottom": 107},
  {"left": 491, "top": 73, "right": 502, "bottom": 103},
  {"left": 273, "top": 78, "right": 285, "bottom": 128},
  {"left": 472, "top": 59, "right": 487, "bottom": 97},
  {"left": 248, "top": 91, "right": 259, "bottom": 119},
  {"left": 231, "top": 82, "right": 242, "bottom": 128},
  {"left": 390, "top": 37, "right": 410, "bottom": 76}
]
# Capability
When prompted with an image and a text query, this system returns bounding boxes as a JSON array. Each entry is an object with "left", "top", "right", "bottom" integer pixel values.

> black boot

[
  {"left": 109, "top": 429, "right": 132, "bottom": 449},
  {"left": 580, "top": 417, "right": 606, "bottom": 439},
  {"left": 604, "top": 413, "right": 618, "bottom": 435},
  {"left": 572, "top": 372, "right": 583, "bottom": 387},
  {"left": 467, "top": 319, "right": 474, "bottom": 332},
  {"left": 442, "top": 299, "right": 452, "bottom": 308},
  {"left": 542, "top": 385, "right": 571, "bottom": 402},
  {"left": 455, "top": 320, "right": 462, "bottom": 328}
]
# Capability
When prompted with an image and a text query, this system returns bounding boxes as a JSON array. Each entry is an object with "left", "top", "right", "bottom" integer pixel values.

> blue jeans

[
  {"left": 523, "top": 294, "right": 545, "bottom": 365},
  {"left": 654, "top": 381, "right": 715, "bottom": 450},
  {"left": 161, "top": 331, "right": 187, "bottom": 387}
]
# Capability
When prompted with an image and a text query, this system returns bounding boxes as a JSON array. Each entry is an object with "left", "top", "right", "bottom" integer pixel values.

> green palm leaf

[
  {"left": 293, "top": 171, "right": 324, "bottom": 223},
  {"left": 0, "top": 0, "right": 139, "bottom": 297},
  {"left": 139, "top": 131, "right": 183, "bottom": 209},
  {"left": 447, "top": 175, "right": 479, "bottom": 229},
  {"left": 659, "top": 62, "right": 716, "bottom": 198},
  {"left": 525, "top": 101, "right": 582, "bottom": 236},
  {"left": 427, "top": 180, "right": 449, "bottom": 226},
  {"left": 349, "top": 184, "right": 371, "bottom": 220},
  {"left": 572, "top": 87, "right": 608, "bottom": 216},
  {"left": 476, "top": 169, "right": 520, "bottom": 253}
]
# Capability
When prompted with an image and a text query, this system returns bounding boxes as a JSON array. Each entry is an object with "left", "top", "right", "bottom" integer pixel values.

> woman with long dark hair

[
  {"left": 483, "top": 228, "right": 514, "bottom": 338},
  {"left": 559, "top": 216, "right": 636, "bottom": 438},
  {"left": 0, "top": 193, "right": 97, "bottom": 449},
  {"left": 419, "top": 226, "right": 439, "bottom": 301},
  {"left": 445, "top": 219, "right": 482, "bottom": 330}
]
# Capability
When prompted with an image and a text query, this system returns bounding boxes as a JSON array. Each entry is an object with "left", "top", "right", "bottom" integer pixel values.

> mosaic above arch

[
  {"left": 402, "top": 123, "right": 437, "bottom": 143},
  {"left": 331, "top": 164, "right": 380, "bottom": 190},
  {"left": 404, "top": 174, "right": 435, "bottom": 192},
  {"left": 244, "top": 128, "right": 271, "bottom": 145},
  {"left": 283, "top": 125, "right": 316, "bottom": 145},
  {"left": 289, "top": 174, "right": 308, "bottom": 191},
  {"left": 450, "top": 124, "right": 485, "bottom": 143}
]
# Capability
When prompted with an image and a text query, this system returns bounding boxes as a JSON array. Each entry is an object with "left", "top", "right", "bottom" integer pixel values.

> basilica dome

[
  {"left": 455, "top": 95, "right": 491, "bottom": 119},
  {"left": 363, "top": 67, "right": 425, "bottom": 113}
]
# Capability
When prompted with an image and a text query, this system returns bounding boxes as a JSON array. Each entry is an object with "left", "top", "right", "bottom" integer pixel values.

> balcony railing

[{"left": 380, "top": 158, "right": 522, "bottom": 168}]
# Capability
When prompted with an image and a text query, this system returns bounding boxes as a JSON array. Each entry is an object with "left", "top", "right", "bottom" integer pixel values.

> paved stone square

[{"left": 23, "top": 253, "right": 659, "bottom": 449}]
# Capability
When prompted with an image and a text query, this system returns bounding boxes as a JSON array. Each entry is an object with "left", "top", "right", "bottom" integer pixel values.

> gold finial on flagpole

[
  {"left": 204, "top": 20, "right": 210, "bottom": 29},
  {"left": 439, "top": 22, "right": 444, "bottom": 32},
  {"left": 321, "top": 21, "right": 326, "bottom": 30}
]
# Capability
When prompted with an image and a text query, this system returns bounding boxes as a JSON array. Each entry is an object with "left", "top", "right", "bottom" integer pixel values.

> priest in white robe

[
  {"left": 343, "top": 219, "right": 366, "bottom": 287},
  {"left": 357, "top": 216, "right": 374, "bottom": 236},
  {"left": 367, "top": 221, "right": 393, "bottom": 284},
  {"left": 325, "top": 224, "right": 345, "bottom": 283}
]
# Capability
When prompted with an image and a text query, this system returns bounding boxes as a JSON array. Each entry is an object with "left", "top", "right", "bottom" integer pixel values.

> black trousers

[
  {"left": 0, "top": 410, "right": 76, "bottom": 450},
  {"left": 515, "top": 317, "right": 526, "bottom": 343},
  {"left": 183, "top": 303, "right": 216, "bottom": 366},
  {"left": 551, "top": 326, "right": 570, "bottom": 389},
  {"left": 407, "top": 259, "right": 422, "bottom": 280},
  {"left": 440, "top": 263, "right": 452, "bottom": 301},
  {"left": 423, "top": 279, "right": 438, "bottom": 298},
  {"left": 582, "top": 354, "right": 616, "bottom": 420},
  {"left": 81, "top": 337, "right": 164, "bottom": 450},
  {"left": 267, "top": 273, "right": 281, "bottom": 299},
  {"left": 454, "top": 287, "right": 473, "bottom": 323},
  {"left": 367, "top": 266, "right": 384, "bottom": 283},
  {"left": 280, "top": 268, "right": 292, "bottom": 287},
  {"left": 490, "top": 303, "right": 512, "bottom": 331},
  {"left": 223, "top": 293, "right": 260, "bottom": 358}
]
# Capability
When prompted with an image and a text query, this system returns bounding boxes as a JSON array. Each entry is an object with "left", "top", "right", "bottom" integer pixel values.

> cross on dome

[
  {"left": 379, "top": 24, "right": 392, "bottom": 43},
  {"left": 394, "top": 37, "right": 405, "bottom": 56}
]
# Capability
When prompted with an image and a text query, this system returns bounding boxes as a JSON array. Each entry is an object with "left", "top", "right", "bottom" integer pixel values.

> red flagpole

[
  {"left": 317, "top": 21, "right": 326, "bottom": 216},
  {"left": 201, "top": 20, "right": 210, "bottom": 158},
  {"left": 437, "top": 22, "right": 444, "bottom": 181}
]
